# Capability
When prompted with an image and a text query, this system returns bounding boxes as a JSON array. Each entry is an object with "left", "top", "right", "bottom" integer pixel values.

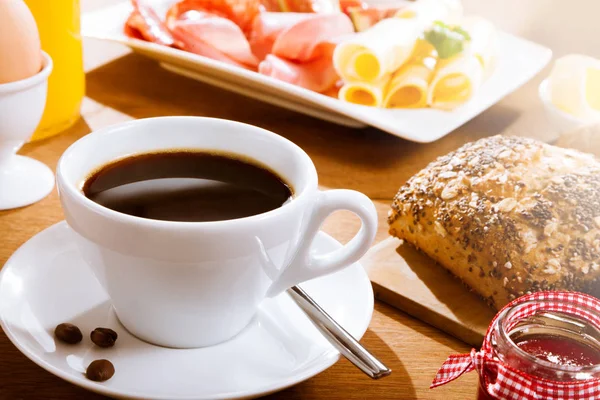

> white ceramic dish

[
  {"left": 82, "top": 0, "right": 553, "bottom": 143},
  {"left": 0, "top": 221, "right": 374, "bottom": 400}
]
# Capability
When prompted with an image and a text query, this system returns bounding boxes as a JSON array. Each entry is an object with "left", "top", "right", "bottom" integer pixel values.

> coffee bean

[
  {"left": 54, "top": 323, "right": 83, "bottom": 344},
  {"left": 91, "top": 327, "right": 118, "bottom": 348},
  {"left": 86, "top": 359, "right": 115, "bottom": 382}
]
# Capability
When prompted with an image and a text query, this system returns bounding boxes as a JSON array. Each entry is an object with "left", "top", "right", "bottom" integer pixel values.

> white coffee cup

[{"left": 57, "top": 117, "right": 377, "bottom": 348}]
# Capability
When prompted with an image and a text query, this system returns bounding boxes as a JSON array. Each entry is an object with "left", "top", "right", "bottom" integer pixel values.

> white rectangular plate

[{"left": 82, "top": 0, "right": 552, "bottom": 143}]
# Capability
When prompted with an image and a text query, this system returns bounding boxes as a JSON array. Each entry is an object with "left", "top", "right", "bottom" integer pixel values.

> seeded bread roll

[{"left": 388, "top": 135, "right": 600, "bottom": 310}]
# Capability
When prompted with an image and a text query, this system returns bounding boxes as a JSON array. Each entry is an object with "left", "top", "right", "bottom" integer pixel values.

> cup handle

[{"left": 266, "top": 189, "right": 378, "bottom": 297}]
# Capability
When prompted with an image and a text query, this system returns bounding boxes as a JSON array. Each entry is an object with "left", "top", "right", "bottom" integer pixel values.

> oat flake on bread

[{"left": 388, "top": 135, "right": 600, "bottom": 309}]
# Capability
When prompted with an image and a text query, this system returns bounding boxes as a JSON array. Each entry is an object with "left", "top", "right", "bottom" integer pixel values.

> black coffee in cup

[{"left": 82, "top": 151, "right": 293, "bottom": 222}]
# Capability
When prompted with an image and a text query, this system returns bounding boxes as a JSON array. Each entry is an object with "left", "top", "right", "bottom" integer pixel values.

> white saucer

[
  {"left": 0, "top": 221, "right": 374, "bottom": 399},
  {"left": 0, "top": 155, "right": 55, "bottom": 210}
]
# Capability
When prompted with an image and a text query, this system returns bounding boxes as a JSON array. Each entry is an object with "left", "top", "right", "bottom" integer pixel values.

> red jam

[
  {"left": 516, "top": 336, "right": 600, "bottom": 367},
  {"left": 477, "top": 335, "right": 600, "bottom": 399}
]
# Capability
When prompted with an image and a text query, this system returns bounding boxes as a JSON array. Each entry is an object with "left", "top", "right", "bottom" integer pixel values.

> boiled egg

[
  {"left": 548, "top": 54, "right": 600, "bottom": 122},
  {"left": 0, "top": 0, "right": 42, "bottom": 84}
]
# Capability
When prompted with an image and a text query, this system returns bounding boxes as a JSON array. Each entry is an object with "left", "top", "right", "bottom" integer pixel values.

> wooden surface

[
  {"left": 0, "top": 0, "right": 584, "bottom": 398},
  {"left": 364, "top": 237, "right": 496, "bottom": 347}
]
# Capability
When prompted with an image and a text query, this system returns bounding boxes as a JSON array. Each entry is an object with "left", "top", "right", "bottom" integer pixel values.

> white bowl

[{"left": 538, "top": 78, "right": 591, "bottom": 134}]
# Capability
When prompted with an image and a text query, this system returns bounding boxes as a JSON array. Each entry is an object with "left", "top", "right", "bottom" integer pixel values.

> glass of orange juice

[{"left": 25, "top": 0, "right": 85, "bottom": 141}]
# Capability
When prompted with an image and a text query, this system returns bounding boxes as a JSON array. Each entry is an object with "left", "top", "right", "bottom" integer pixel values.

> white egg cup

[{"left": 0, "top": 51, "right": 54, "bottom": 210}]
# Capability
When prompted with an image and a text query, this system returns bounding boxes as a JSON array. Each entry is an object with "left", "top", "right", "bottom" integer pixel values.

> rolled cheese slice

[
  {"left": 384, "top": 40, "right": 437, "bottom": 109},
  {"left": 395, "top": 0, "right": 463, "bottom": 27},
  {"left": 339, "top": 76, "right": 390, "bottom": 107},
  {"left": 426, "top": 53, "right": 483, "bottom": 110},
  {"left": 333, "top": 18, "right": 421, "bottom": 83},
  {"left": 426, "top": 16, "right": 495, "bottom": 110}
]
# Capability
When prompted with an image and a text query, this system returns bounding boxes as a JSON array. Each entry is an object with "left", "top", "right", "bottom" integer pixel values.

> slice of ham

[
  {"left": 169, "top": 10, "right": 259, "bottom": 68},
  {"left": 166, "top": 0, "right": 261, "bottom": 36},
  {"left": 271, "top": 13, "right": 354, "bottom": 62},
  {"left": 259, "top": 44, "right": 340, "bottom": 93},
  {"left": 257, "top": 13, "right": 354, "bottom": 93},
  {"left": 259, "top": 0, "right": 341, "bottom": 13},
  {"left": 259, "top": 0, "right": 280, "bottom": 11},
  {"left": 124, "top": 0, "right": 176, "bottom": 46},
  {"left": 249, "top": 12, "right": 312, "bottom": 61},
  {"left": 339, "top": 0, "right": 368, "bottom": 14},
  {"left": 170, "top": 25, "right": 254, "bottom": 69}
]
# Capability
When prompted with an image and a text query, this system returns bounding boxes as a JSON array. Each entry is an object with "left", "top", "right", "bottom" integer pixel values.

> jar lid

[{"left": 431, "top": 291, "right": 600, "bottom": 399}]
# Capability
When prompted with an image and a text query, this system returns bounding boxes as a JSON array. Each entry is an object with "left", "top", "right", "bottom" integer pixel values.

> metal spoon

[{"left": 287, "top": 286, "right": 392, "bottom": 379}]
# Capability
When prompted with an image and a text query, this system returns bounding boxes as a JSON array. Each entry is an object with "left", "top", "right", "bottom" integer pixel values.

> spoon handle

[{"left": 287, "top": 286, "right": 392, "bottom": 379}]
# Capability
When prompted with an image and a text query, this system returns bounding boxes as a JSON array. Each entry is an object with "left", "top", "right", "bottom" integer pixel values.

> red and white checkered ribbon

[{"left": 431, "top": 292, "right": 600, "bottom": 399}]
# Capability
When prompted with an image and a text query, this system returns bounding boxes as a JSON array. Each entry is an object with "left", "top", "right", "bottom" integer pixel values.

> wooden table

[{"left": 2, "top": 0, "right": 587, "bottom": 398}]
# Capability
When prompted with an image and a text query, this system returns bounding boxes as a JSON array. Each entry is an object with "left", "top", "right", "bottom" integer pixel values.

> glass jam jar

[{"left": 478, "top": 299, "right": 600, "bottom": 399}]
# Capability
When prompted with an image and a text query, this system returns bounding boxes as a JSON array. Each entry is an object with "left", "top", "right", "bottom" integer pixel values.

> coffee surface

[{"left": 82, "top": 151, "right": 293, "bottom": 222}]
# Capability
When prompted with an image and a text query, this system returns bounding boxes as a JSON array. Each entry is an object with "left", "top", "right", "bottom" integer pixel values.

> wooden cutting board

[
  {"left": 363, "top": 237, "right": 496, "bottom": 347},
  {"left": 361, "top": 126, "right": 600, "bottom": 347}
]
